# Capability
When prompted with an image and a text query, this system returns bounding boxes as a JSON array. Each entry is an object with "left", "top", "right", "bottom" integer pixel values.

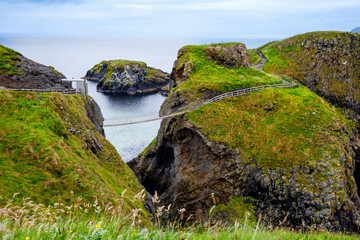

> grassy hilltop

[
  {"left": 257, "top": 31, "right": 360, "bottom": 112},
  {"left": 170, "top": 43, "right": 283, "bottom": 103}
]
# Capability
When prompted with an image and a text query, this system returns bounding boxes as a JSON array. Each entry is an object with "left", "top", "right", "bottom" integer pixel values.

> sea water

[{"left": 0, "top": 37, "right": 277, "bottom": 161}]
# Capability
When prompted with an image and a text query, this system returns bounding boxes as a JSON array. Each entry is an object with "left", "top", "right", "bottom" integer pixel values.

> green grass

[
  {"left": 187, "top": 85, "right": 354, "bottom": 170},
  {"left": 1, "top": 200, "right": 359, "bottom": 240},
  {"left": 0, "top": 45, "right": 21, "bottom": 76},
  {"left": 248, "top": 49, "right": 261, "bottom": 65},
  {"left": 0, "top": 90, "right": 150, "bottom": 225},
  {"left": 89, "top": 60, "right": 146, "bottom": 77},
  {"left": 212, "top": 196, "right": 257, "bottom": 225},
  {"left": 138, "top": 137, "right": 156, "bottom": 157},
  {"left": 172, "top": 43, "right": 283, "bottom": 102},
  {"left": 259, "top": 31, "right": 360, "bottom": 98}
]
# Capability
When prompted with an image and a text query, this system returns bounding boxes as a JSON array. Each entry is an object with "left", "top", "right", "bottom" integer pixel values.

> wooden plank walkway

[{"left": 103, "top": 82, "right": 297, "bottom": 127}]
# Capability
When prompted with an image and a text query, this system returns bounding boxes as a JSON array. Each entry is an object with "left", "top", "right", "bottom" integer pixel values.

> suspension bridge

[{"left": 103, "top": 81, "right": 297, "bottom": 127}]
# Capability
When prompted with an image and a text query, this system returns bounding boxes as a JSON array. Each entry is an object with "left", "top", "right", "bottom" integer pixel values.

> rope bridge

[{"left": 103, "top": 82, "right": 297, "bottom": 127}]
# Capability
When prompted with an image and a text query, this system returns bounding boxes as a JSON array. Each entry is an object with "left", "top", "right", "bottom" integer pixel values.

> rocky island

[{"left": 85, "top": 60, "right": 170, "bottom": 95}]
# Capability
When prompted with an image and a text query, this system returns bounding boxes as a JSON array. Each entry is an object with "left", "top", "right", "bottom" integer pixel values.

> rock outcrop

[
  {"left": 0, "top": 45, "right": 71, "bottom": 90},
  {"left": 170, "top": 43, "right": 250, "bottom": 88},
  {"left": 203, "top": 43, "right": 251, "bottom": 69},
  {"left": 129, "top": 42, "right": 360, "bottom": 232},
  {"left": 85, "top": 60, "right": 170, "bottom": 95},
  {"left": 351, "top": 27, "right": 360, "bottom": 33},
  {"left": 85, "top": 97, "right": 105, "bottom": 137}
]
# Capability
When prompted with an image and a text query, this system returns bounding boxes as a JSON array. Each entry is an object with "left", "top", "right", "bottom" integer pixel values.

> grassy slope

[
  {"left": 248, "top": 49, "right": 261, "bottom": 65},
  {"left": 172, "top": 43, "right": 283, "bottom": 101},
  {"left": 0, "top": 45, "right": 21, "bottom": 76},
  {"left": 187, "top": 85, "right": 353, "bottom": 170},
  {"left": 0, "top": 90, "right": 150, "bottom": 224},
  {"left": 259, "top": 31, "right": 360, "bottom": 104}
]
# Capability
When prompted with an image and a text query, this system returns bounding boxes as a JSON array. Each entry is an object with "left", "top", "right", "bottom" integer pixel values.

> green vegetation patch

[
  {"left": 0, "top": 44, "right": 21, "bottom": 76},
  {"left": 260, "top": 31, "right": 357, "bottom": 82},
  {"left": 1, "top": 203, "right": 360, "bottom": 239},
  {"left": 173, "top": 43, "right": 283, "bottom": 101},
  {"left": 248, "top": 49, "right": 261, "bottom": 66},
  {"left": 187, "top": 85, "right": 354, "bottom": 170},
  {"left": 49, "top": 65, "right": 63, "bottom": 76},
  {"left": 212, "top": 196, "right": 256, "bottom": 225},
  {"left": 0, "top": 90, "right": 150, "bottom": 224},
  {"left": 91, "top": 59, "right": 146, "bottom": 75},
  {"left": 138, "top": 137, "right": 157, "bottom": 157}
]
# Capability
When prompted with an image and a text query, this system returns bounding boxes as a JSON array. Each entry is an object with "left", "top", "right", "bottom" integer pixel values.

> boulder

[{"left": 202, "top": 44, "right": 251, "bottom": 69}]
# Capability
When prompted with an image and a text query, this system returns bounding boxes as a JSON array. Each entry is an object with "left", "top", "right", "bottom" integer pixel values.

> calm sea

[{"left": 0, "top": 37, "right": 277, "bottom": 161}]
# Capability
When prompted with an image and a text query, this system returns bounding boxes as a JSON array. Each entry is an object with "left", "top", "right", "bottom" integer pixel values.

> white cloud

[{"left": 0, "top": 0, "right": 359, "bottom": 37}]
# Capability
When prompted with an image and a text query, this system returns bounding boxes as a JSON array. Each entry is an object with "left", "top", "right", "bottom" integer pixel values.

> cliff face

[
  {"left": 85, "top": 97, "right": 105, "bottom": 136},
  {"left": 0, "top": 45, "right": 71, "bottom": 90},
  {"left": 129, "top": 42, "right": 360, "bottom": 232},
  {"left": 85, "top": 60, "right": 170, "bottom": 95}
]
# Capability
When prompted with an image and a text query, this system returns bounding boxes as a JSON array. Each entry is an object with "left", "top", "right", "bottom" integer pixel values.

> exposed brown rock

[{"left": 202, "top": 44, "right": 251, "bottom": 69}]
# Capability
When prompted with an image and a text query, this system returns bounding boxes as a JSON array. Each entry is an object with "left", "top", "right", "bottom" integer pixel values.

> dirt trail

[{"left": 253, "top": 50, "right": 267, "bottom": 70}]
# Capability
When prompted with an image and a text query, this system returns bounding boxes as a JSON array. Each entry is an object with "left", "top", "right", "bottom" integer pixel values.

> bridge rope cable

[{"left": 103, "top": 81, "right": 297, "bottom": 127}]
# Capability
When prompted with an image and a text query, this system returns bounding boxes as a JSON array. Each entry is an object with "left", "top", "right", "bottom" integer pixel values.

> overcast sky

[{"left": 1, "top": 0, "right": 359, "bottom": 39}]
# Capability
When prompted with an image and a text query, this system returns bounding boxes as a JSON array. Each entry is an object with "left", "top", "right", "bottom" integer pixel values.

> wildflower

[
  {"left": 25, "top": 237, "right": 30, "bottom": 240},
  {"left": 95, "top": 224, "right": 101, "bottom": 229},
  {"left": 68, "top": 230, "right": 73, "bottom": 233}
]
